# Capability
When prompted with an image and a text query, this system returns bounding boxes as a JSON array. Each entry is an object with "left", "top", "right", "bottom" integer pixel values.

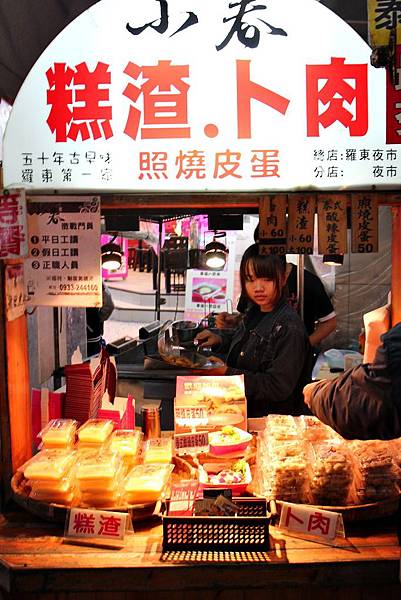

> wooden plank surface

[{"left": 0, "top": 511, "right": 400, "bottom": 598}]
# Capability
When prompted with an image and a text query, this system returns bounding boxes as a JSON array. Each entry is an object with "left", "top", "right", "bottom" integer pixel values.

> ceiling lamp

[
  {"left": 323, "top": 253, "right": 344, "bottom": 266},
  {"left": 101, "top": 235, "right": 123, "bottom": 271},
  {"left": 204, "top": 232, "right": 229, "bottom": 270}
]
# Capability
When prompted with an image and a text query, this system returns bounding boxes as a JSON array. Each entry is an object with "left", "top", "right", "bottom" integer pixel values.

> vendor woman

[{"left": 195, "top": 244, "right": 313, "bottom": 417}]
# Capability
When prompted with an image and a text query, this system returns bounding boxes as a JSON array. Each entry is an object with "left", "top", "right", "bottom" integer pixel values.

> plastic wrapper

[
  {"left": 75, "top": 450, "right": 122, "bottom": 486},
  {"left": 351, "top": 440, "right": 400, "bottom": 503},
  {"left": 77, "top": 419, "right": 114, "bottom": 445},
  {"left": 296, "top": 415, "right": 339, "bottom": 443},
  {"left": 265, "top": 414, "right": 299, "bottom": 441},
  {"left": 308, "top": 441, "right": 353, "bottom": 505},
  {"left": 123, "top": 463, "right": 174, "bottom": 504},
  {"left": 109, "top": 429, "right": 143, "bottom": 466},
  {"left": 29, "top": 488, "right": 77, "bottom": 505},
  {"left": 22, "top": 449, "right": 77, "bottom": 481},
  {"left": 388, "top": 438, "right": 401, "bottom": 486},
  {"left": 80, "top": 490, "right": 123, "bottom": 508},
  {"left": 38, "top": 418, "right": 78, "bottom": 449},
  {"left": 143, "top": 437, "right": 173, "bottom": 464},
  {"left": 263, "top": 439, "right": 309, "bottom": 503}
]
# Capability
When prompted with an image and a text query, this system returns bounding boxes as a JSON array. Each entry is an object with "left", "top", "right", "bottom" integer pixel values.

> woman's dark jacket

[
  {"left": 217, "top": 299, "right": 313, "bottom": 418},
  {"left": 307, "top": 322, "right": 401, "bottom": 440}
]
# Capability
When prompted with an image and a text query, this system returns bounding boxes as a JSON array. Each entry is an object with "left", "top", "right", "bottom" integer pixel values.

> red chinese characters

[
  {"left": 44, "top": 56, "right": 370, "bottom": 144},
  {"left": 123, "top": 60, "right": 190, "bottom": 140},
  {"left": 0, "top": 193, "right": 26, "bottom": 258},
  {"left": 306, "top": 57, "right": 368, "bottom": 137},
  {"left": 46, "top": 62, "right": 113, "bottom": 142},
  {"left": 237, "top": 60, "right": 290, "bottom": 139},
  {"left": 72, "top": 511, "right": 96, "bottom": 535}
]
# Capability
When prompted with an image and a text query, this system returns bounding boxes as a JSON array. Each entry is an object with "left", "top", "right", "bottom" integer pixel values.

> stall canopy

[{"left": 3, "top": 0, "right": 387, "bottom": 194}]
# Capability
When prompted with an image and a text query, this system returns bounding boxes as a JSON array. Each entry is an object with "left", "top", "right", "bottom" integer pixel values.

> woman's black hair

[{"left": 240, "top": 244, "right": 287, "bottom": 306}]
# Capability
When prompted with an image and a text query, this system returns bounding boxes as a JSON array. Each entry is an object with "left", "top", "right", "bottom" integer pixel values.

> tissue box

[{"left": 97, "top": 395, "right": 135, "bottom": 429}]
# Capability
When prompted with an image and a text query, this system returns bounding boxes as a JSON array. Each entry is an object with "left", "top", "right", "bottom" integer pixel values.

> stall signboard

[
  {"left": 286, "top": 195, "right": 315, "bottom": 255},
  {"left": 174, "top": 375, "right": 247, "bottom": 434},
  {"left": 3, "top": 0, "right": 399, "bottom": 192},
  {"left": 25, "top": 196, "right": 101, "bottom": 307},
  {"left": 5, "top": 264, "right": 26, "bottom": 321},
  {"left": 0, "top": 189, "right": 28, "bottom": 258},
  {"left": 351, "top": 193, "right": 379, "bottom": 253}
]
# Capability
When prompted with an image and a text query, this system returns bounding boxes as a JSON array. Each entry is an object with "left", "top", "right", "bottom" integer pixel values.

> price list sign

[
  {"left": 286, "top": 195, "right": 315, "bottom": 255},
  {"left": 258, "top": 195, "right": 287, "bottom": 255},
  {"left": 317, "top": 194, "right": 347, "bottom": 255},
  {"left": 351, "top": 193, "right": 378, "bottom": 254},
  {"left": 25, "top": 196, "right": 101, "bottom": 307}
]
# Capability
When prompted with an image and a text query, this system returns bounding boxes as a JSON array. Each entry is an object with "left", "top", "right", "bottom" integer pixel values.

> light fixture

[
  {"left": 323, "top": 253, "right": 344, "bottom": 266},
  {"left": 101, "top": 234, "right": 123, "bottom": 271},
  {"left": 204, "top": 231, "right": 229, "bottom": 270}
]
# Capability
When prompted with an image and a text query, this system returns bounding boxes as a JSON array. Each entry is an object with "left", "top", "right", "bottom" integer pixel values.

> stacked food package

[
  {"left": 23, "top": 449, "right": 77, "bottom": 504},
  {"left": 259, "top": 416, "right": 308, "bottom": 503},
  {"left": 19, "top": 418, "right": 174, "bottom": 508},
  {"left": 256, "top": 415, "right": 401, "bottom": 506},
  {"left": 308, "top": 441, "right": 353, "bottom": 506},
  {"left": 351, "top": 441, "right": 399, "bottom": 503},
  {"left": 17, "top": 412, "right": 401, "bottom": 510}
]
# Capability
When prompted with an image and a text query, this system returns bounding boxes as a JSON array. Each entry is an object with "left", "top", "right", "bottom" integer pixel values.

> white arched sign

[{"left": 3, "top": 0, "right": 397, "bottom": 192}]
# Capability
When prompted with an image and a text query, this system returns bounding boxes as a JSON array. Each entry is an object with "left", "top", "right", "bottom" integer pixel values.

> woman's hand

[
  {"left": 215, "top": 312, "right": 242, "bottom": 329},
  {"left": 208, "top": 355, "right": 227, "bottom": 375},
  {"left": 195, "top": 329, "right": 222, "bottom": 348}
]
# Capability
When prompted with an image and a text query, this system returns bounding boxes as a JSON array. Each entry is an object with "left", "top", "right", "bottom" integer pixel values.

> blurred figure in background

[{"left": 86, "top": 282, "right": 115, "bottom": 357}]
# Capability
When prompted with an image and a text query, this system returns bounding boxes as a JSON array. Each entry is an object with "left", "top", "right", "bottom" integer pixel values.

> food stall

[{"left": 1, "top": 1, "right": 401, "bottom": 598}]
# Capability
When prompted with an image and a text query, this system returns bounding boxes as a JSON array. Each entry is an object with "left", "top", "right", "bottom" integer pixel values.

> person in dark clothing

[
  {"left": 195, "top": 244, "right": 313, "bottom": 418},
  {"left": 304, "top": 322, "right": 401, "bottom": 440},
  {"left": 86, "top": 282, "right": 115, "bottom": 357}
]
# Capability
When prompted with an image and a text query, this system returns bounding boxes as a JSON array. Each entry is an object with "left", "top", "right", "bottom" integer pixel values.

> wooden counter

[{"left": 0, "top": 509, "right": 400, "bottom": 599}]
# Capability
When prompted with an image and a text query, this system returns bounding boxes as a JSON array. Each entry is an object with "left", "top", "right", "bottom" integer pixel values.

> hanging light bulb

[
  {"left": 101, "top": 235, "right": 123, "bottom": 271},
  {"left": 323, "top": 253, "right": 344, "bottom": 266},
  {"left": 204, "top": 232, "right": 229, "bottom": 270}
]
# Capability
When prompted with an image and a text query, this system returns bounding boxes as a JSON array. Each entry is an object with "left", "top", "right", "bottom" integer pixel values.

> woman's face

[{"left": 244, "top": 263, "right": 278, "bottom": 312}]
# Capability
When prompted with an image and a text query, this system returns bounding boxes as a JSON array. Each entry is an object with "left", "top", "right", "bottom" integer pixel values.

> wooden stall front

[
  {"left": 1, "top": 193, "right": 401, "bottom": 599},
  {"left": 0, "top": 508, "right": 400, "bottom": 600}
]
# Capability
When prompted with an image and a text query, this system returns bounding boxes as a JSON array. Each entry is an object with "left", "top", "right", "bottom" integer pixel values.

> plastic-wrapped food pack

[
  {"left": 308, "top": 441, "right": 353, "bottom": 506},
  {"left": 351, "top": 440, "right": 400, "bottom": 503}
]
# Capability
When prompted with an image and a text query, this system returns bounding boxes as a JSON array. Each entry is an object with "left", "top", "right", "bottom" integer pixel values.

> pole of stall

[
  {"left": 391, "top": 206, "right": 401, "bottom": 325},
  {"left": 155, "top": 219, "right": 163, "bottom": 321},
  {"left": 297, "top": 254, "right": 305, "bottom": 322}
]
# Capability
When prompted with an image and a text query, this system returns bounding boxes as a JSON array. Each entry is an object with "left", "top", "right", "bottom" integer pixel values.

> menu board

[{"left": 174, "top": 375, "right": 247, "bottom": 434}]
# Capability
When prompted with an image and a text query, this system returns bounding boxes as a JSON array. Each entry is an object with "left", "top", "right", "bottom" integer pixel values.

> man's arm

[
  {"left": 304, "top": 365, "right": 401, "bottom": 440},
  {"left": 309, "top": 315, "right": 336, "bottom": 347}
]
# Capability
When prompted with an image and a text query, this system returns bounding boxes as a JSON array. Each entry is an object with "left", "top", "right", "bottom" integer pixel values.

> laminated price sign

[
  {"left": 174, "top": 431, "right": 209, "bottom": 455},
  {"left": 65, "top": 507, "right": 132, "bottom": 548},
  {"left": 278, "top": 502, "right": 345, "bottom": 545}
]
